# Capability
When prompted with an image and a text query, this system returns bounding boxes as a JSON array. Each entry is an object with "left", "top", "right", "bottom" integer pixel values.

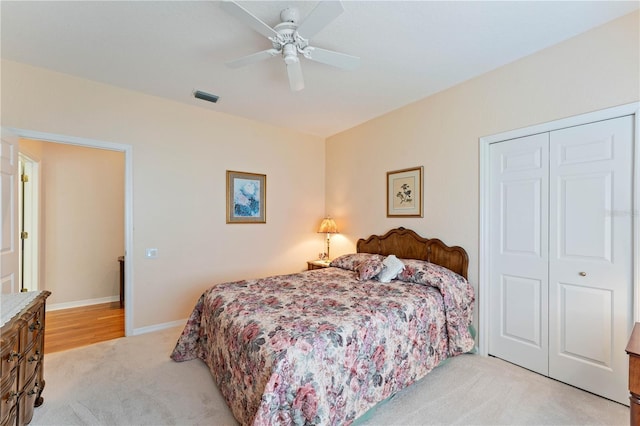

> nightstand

[{"left": 307, "top": 260, "right": 331, "bottom": 270}]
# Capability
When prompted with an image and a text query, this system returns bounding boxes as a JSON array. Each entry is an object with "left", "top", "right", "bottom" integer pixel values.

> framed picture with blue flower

[
  {"left": 387, "top": 166, "right": 423, "bottom": 217},
  {"left": 226, "top": 170, "right": 266, "bottom": 223}
]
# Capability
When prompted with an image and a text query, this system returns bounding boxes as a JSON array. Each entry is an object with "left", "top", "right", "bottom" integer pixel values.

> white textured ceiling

[{"left": 2, "top": 1, "right": 638, "bottom": 137}]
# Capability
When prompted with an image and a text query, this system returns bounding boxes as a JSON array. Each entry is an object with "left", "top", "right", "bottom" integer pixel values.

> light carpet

[{"left": 32, "top": 326, "right": 628, "bottom": 425}]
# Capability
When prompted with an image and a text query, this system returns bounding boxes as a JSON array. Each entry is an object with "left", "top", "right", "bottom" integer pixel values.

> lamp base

[{"left": 326, "top": 235, "right": 331, "bottom": 260}]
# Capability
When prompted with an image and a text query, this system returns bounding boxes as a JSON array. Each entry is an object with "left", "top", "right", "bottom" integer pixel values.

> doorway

[
  {"left": 20, "top": 138, "right": 125, "bottom": 307},
  {"left": 3, "top": 127, "right": 134, "bottom": 336}
]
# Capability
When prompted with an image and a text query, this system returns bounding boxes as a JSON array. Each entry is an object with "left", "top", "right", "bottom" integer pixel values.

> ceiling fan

[{"left": 220, "top": 0, "right": 360, "bottom": 92}]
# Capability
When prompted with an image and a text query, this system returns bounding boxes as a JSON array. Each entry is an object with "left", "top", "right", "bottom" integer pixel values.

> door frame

[
  {"left": 2, "top": 127, "right": 134, "bottom": 337},
  {"left": 478, "top": 102, "right": 640, "bottom": 356}
]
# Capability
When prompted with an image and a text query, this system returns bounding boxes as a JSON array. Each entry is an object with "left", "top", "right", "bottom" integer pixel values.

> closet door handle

[{"left": 579, "top": 272, "right": 587, "bottom": 277}]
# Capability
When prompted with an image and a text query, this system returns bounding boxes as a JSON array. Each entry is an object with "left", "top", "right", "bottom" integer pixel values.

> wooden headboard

[{"left": 356, "top": 227, "right": 469, "bottom": 279}]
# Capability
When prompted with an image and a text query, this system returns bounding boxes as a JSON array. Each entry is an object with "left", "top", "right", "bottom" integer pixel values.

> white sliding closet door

[
  {"left": 489, "top": 115, "right": 633, "bottom": 405},
  {"left": 548, "top": 116, "right": 633, "bottom": 405}
]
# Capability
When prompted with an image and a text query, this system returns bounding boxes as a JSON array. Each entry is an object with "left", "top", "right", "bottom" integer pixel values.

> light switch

[{"left": 145, "top": 248, "right": 159, "bottom": 258}]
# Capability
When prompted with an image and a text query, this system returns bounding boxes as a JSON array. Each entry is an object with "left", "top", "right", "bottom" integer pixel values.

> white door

[
  {"left": 1, "top": 129, "right": 20, "bottom": 294},
  {"left": 489, "top": 115, "right": 633, "bottom": 405},
  {"left": 548, "top": 116, "right": 633, "bottom": 405},
  {"left": 489, "top": 133, "right": 550, "bottom": 375},
  {"left": 18, "top": 153, "right": 39, "bottom": 292}
]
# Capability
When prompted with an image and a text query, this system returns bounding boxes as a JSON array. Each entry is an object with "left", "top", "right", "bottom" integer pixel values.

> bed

[{"left": 171, "top": 227, "right": 475, "bottom": 425}]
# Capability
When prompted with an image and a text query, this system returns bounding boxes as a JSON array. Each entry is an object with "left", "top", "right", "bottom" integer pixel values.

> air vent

[{"left": 193, "top": 90, "right": 219, "bottom": 104}]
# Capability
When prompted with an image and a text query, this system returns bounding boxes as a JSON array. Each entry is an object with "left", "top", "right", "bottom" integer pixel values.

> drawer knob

[
  {"left": 27, "top": 384, "right": 39, "bottom": 397},
  {"left": 579, "top": 272, "right": 587, "bottom": 277},
  {"left": 28, "top": 351, "right": 40, "bottom": 363},
  {"left": 6, "top": 351, "right": 19, "bottom": 363},
  {"left": 29, "top": 320, "right": 41, "bottom": 332}
]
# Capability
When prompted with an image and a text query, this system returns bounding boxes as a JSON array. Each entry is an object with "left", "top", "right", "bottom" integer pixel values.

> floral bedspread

[{"left": 171, "top": 265, "right": 474, "bottom": 425}]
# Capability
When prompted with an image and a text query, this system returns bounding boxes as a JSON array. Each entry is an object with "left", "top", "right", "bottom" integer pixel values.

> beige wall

[
  {"left": 19, "top": 139, "right": 125, "bottom": 307},
  {"left": 326, "top": 11, "right": 640, "bottom": 328},
  {"left": 2, "top": 11, "right": 637, "bottom": 333},
  {"left": 1, "top": 60, "right": 326, "bottom": 330}
]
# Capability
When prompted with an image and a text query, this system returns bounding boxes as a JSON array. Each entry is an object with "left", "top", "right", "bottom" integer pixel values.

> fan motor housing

[{"left": 280, "top": 7, "right": 299, "bottom": 23}]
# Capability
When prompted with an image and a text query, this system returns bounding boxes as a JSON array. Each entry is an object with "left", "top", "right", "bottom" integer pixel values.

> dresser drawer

[
  {"left": 19, "top": 343, "right": 42, "bottom": 391},
  {"left": 0, "top": 368, "right": 18, "bottom": 426},
  {"left": 0, "top": 405, "right": 17, "bottom": 426},
  {"left": 18, "top": 373, "right": 40, "bottom": 426},
  {"left": 21, "top": 308, "right": 44, "bottom": 351},
  {"left": 0, "top": 328, "right": 20, "bottom": 382}
]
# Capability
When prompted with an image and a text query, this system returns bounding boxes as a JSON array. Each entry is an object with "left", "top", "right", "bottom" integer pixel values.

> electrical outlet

[{"left": 145, "top": 248, "right": 159, "bottom": 258}]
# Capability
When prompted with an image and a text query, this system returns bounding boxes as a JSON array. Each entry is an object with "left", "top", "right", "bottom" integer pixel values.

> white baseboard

[
  {"left": 131, "top": 319, "right": 187, "bottom": 336},
  {"left": 47, "top": 296, "right": 119, "bottom": 312}
]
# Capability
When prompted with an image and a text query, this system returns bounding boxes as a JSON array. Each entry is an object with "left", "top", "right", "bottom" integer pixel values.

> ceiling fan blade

[
  {"left": 304, "top": 47, "right": 360, "bottom": 70},
  {"left": 286, "top": 60, "right": 304, "bottom": 92},
  {"left": 220, "top": 1, "right": 278, "bottom": 39},
  {"left": 226, "top": 49, "right": 279, "bottom": 68},
  {"left": 296, "top": 1, "right": 344, "bottom": 40}
]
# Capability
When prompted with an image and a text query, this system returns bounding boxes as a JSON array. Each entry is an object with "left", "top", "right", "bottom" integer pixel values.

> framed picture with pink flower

[{"left": 226, "top": 170, "right": 266, "bottom": 223}]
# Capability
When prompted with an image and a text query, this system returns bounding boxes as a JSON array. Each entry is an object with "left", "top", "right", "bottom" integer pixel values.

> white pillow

[{"left": 377, "top": 255, "right": 405, "bottom": 283}]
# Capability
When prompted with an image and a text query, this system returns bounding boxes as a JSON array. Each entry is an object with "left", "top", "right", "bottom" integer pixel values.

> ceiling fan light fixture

[{"left": 283, "top": 44, "right": 299, "bottom": 65}]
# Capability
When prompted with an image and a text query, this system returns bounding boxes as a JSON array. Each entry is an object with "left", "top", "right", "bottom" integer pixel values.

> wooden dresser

[
  {"left": 626, "top": 322, "right": 640, "bottom": 426},
  {"left": 0, "top": 291, "right": 51, "bottom": 426}
]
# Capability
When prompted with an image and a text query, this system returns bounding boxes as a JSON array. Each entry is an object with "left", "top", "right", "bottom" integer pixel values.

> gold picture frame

[
  {"left": 387, "top": 166, "right": 423, "bottom": 217},
  {"left": 226, "top": 170, "right": 266, "bottom": 223}
]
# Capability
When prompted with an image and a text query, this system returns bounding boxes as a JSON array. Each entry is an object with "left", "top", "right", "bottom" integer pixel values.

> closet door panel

[
  {"left": 559, "top": 283, "right": 612, "bottom": 365},
  {"left": 549, "top": 115, "right": 633, "bottom": 405},
  {"left": 558, "top": 172, "right": 612, "bottom": 261},
  {"left": 489, "top": 133, "right": 549, "bottom": 375}
]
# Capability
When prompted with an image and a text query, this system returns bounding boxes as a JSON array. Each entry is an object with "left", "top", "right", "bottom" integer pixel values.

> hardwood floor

[{"left": 44, "top": 302, "right": 124, "bottom": 353}]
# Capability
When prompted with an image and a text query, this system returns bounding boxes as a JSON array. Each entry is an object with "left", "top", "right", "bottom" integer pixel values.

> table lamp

[{"left": 317, "top": 217, "right": 338, "bottom": 260}]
